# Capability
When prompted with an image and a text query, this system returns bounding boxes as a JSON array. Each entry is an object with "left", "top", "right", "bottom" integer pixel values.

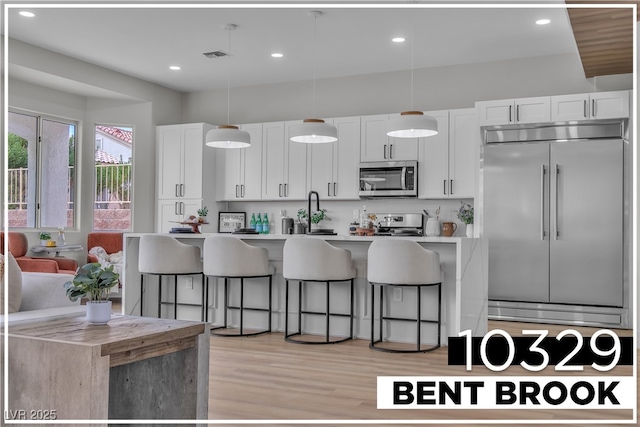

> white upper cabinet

[
  {"left": 476, "top": 97, "right": 551, "bottom": 126},
  {"left": 551, "top": 90, "right": 630, "bottom": 122},
  {"left": 309, "top": 116, "right": 361, "bottom": 199},
  {"left": 219, "top": 123, "right": 263, "bottom": 201},
  {"left": 360, "top": 114, "right": 418, "bottom": 162},
  {"left": 419, "top": 108, "right": 478, "bottom": 199},
  {"left": 261, "top": 121, "right": 308, "bottom": 200}
]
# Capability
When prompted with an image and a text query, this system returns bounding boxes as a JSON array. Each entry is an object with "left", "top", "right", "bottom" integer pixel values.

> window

[
  {"left": 8, "top": 110, "right": 76, "bottom": 229},
  {"left": 93, "top": 125, "right": 133, "bottom": 231}
]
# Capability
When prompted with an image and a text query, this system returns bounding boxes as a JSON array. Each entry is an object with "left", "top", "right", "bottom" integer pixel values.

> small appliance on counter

[
  {"left": 282, "top": 217, "right": 294, "bottom": 234},
  {"left": 371, "top": 213, "right": 424, "bottom": 236}
]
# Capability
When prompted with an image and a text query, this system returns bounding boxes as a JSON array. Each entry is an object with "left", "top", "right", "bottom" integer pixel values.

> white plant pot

[
  {"left": 465, "top": 224, "right": 474, "bottom": 238},
  {"left": 40, "top": 240, "right": 49, "bottom": 246},
  {"left": 86, "top": 300, "right": 112, "bottom": 325}
]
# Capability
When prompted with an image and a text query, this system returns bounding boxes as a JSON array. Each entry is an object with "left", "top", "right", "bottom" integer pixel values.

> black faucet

[{"left": 307, "top": 190, "right": 320, "bottom": 234}]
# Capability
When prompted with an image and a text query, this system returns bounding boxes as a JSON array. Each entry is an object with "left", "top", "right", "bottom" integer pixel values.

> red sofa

[
  {"left": 1, "top": 232, "right": 78, "bottom": 275},
  {"left": 87, "top": 232, "right": 123, "bottom": 264}
]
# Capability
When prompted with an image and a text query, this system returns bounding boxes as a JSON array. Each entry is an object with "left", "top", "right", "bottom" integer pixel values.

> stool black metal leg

[
  {"left": 201, "top": 273, "right": 205, "bottom": 322},
  {"left": 285, "top": 279, "right": 289, "bottom": 336},
  {"left": 204, "top": 276, "right": 209, "bottom": 323},
  {"left": 378, "top": 284, "right": 383, "bottom": 344},
  {"left": 349, "top": 279, "right": 354, "bottom": 339},
  {"left": 417, "top": 286, "right": 422, "bottom": 352},
  {"left": 268, "top": 275, "right": 273, "bottom": 332},
  {"left": 173, "top": 275, "right": 178, "bottom": 319},
  {"left": 140, "top": 274, "right": 144, "bottom": 317},
  {"left": 297, "top": 281, "right": 303, "bottom": 335},
  {"left": 325, "top": 281, "right": 330, "bottom": 343},
  {"left": 239, "top": 278, "right": 245, "bottom": 335},
  {"left": 370, "top": 282, "right": 375, "bottom": 347},
  {"left": 437, "top": 284, "right": 442, "bottom": 347},
  {"left": 223, "top": 278, "right": 229, "bottom": 328},
  {"left": 158, "top": 275, "right": 162, "bottom": 318}
]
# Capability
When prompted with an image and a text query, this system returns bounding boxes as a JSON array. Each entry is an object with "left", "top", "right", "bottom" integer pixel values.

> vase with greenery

[
  {"left": 197, "top": 206, "right": 208, "bottom": 223},
  {"left": 64, "top": 262, "right": 120, "bottom": 324},
  {"left": 297, "top": 208, "right": 331, "bottom": 229},
  {"left": 457, "top": 202, "right": 475, "bottom": 237},
  {"left": 39, "top": 231, "right": 51, "bottom": 246}
]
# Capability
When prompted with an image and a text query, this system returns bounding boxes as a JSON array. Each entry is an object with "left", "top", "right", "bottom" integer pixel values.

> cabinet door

[
  {"left": 156, "top": 199, "right": 201, "bottom": 233},
  {"left": 418, "top": 110, "right": 449, "bottom": 198},
  {"left": 262, "top": 122, "right": 286, "bottom": 200},
  {"left": 551, "top": 94, "right": 589, "bottom": 122},
  {"left": 515, "top": 97, "right": 551, "bottom": 124},
  {"left": 221, "top": 149, "right": 242, "bottom": 200},
  {"left": 448, "top": 108, "right": 478, "bottom": 198},
  {"left": 332, "top": 116, "right": 361, "bottom": 199},
  {"left": 240, "top": 123, "right": 263, "bottom": 200},
  {"left": 284, "top": 120, "right": 307, "bottom": 200},
  {"left": 476, "top": 99, "right": 515, "bottom": 126},
  {"left": 157, "top": 127, "right": 183, "bottom": 199},
  {"left": 591, "top": 91, "right": 630, "bottom": 119},
  {"left": 360, "top": 114, "right": 389, "bottom": 162},
  {"left": 309, "top": 131, "right": 334, "bottom": 198},
  {"left": 180, "top": 125, "right": 204, "bottom": 199}
]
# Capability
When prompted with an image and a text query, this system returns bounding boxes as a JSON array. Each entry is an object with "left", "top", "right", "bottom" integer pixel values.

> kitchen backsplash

[{"left": 225, "top": 198, "right": 473, "bottom": 236}]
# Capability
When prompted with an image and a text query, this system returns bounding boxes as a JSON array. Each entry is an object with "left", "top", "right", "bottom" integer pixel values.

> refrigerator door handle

[
  {"left": 554, "top": 164, "right": 559, "bottom": 240},
  {"left": 541, "top": 165, "right": 546, "bottom": 240}
]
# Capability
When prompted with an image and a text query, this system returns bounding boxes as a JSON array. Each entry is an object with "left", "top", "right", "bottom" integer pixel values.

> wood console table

[{"left": 3, "top": 315, "right": 209, "bottom": 424}]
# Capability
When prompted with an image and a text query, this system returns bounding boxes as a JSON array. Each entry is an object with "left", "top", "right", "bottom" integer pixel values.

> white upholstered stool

[
  {"left": 283, "top": 237, "right": 355, "bottom": 344},
  {"left": 203, "top": 235, "right": 272, "bottom": 337},
  {"left": 138, "top": 235, "right": 204, "bottom": 320},
  {"left": 368, "top": 239, "right": 442, "bottom": 353}
]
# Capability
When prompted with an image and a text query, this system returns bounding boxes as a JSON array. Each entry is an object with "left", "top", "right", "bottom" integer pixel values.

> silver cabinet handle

[
  {"left": 390, "top": 144, "right": 394, "bottom": 159},
  {"left": 175, "top": 184, "right": 179, "bottom": 198},
  {"left": 241, "top": 185, "right": 245, "bottom": 198},
  {"left": 333, "top": 182, "right": 337, "bottom": 196},
  {"left": 180, "top": 184, "right": 184, "bottom": 197},
  {"left": 279, "top": 184, "right": 283, "bottom": 197},
  {"left": 450, "top": 179, "right": 453, "bottom": 195},
  {"left": 383, "top": 144, "right": 387, "bottom": 159},
  {"left": 328, "top": 182, "right": 331, "bottom": 197},
  {"left": 509, "top": 105, "right": 513, "bottom": 122},
  {"left": 583, "top": 100, "right": 588, "bottom": 118},
  {"left": 540, "top": 165, "right": 546, "bottom": 240},
  {"left": 284, "top": 183, "right": 288, "bottom": 197},
  {"left": 175, "top": 201, "right": 179, "bottom": 216},
  {"left": 554, "top": 164, "right": 559, "bottom": 240},
  {"left": 236, "top": 185, "right": 239, "bottom": 198},
  {"left": 516, "top": 105, "right": 520, "bottom": 122},
  {"left": 592, "top": 99, "right": 596, "bottom": 118},
  {"left": 443, "top": 179, "right": 447, "bottom": 195}
]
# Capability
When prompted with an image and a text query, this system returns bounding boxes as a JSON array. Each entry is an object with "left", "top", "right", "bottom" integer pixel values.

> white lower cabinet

[
  {"left": 309, "top": 116, "right": 361, "bottom": 199},
  {"left": 419, "top": 108, "right": 478, "bottom": 199},
  {"left": 261, "top": 121, "right": 307, "bottom": 200}
]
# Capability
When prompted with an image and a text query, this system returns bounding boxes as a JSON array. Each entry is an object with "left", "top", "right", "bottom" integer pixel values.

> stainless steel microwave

[{"left": 359, "top": 161, "right": 418, "bottom": 198}]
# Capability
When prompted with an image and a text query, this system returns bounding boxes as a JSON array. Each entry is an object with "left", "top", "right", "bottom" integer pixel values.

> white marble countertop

[{"left": 124, "top": 232, "right": 473, "bottom": 244}]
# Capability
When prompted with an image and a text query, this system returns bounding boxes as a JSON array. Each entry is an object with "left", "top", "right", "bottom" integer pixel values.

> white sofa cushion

[
  {"left": 19, "top": 272, "right": 79, "bottom": 311},
  {"left": 1, "top": 253, "right": 23, "bottom": 314}
]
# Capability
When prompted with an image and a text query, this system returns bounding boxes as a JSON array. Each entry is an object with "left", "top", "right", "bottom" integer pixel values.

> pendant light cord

[
  {"left": 312, "top": 12, "right": 317, "bottom": 119},
  {"left": 410, "top": 9, "right": 415, "bottom": 110},
  {"left": 226, "top": 26, "right": 231, "bottom": 125}
]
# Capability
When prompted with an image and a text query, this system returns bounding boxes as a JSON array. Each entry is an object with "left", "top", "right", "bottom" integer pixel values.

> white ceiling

[{"left": 5, "top": 3, "right": 578, "bottom": 94}]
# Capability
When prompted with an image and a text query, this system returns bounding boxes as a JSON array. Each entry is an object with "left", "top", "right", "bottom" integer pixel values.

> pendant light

[
  {"left": 206, "top": 24, "right": 251, "bottom": 149},
  {"left": 386, "top": 11, "right": 438, "bottom": 139},
  {"left": 289, "top": 10, "right": 337, "bottom": 144}
]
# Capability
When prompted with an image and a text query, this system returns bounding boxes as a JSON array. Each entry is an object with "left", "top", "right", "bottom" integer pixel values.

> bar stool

[
  {"left": 203, "top": 235, "right": 273, "bottom": 337},
  {"left": 283, "top": 237, "right": 355, "bottom": 344},
  {"left": 138, "top": 235, "right": 204, "bottom": 320},
  {"left": 368, "top": 239, "right": 442, "bottom": 353}
]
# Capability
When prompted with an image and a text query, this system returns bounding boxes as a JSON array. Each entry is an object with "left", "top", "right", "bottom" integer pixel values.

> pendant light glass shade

[
  {"left": 290, "top": 119, "right": 337, "bottom": 143},
  {"left": 290, "top": 11, "right": 337, "bottom": 144},
  {"left": 387, "top": 111, "right": 438, "bottom": 138},
  {"left": 205, "top": 125, "right": 251, "bottom": 148},
  {"left": 207, "top": 24, "right": 250, "bottom": 149}
]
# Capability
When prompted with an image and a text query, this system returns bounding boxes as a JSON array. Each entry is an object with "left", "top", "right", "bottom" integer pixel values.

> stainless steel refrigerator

[{"left": 482, "top": 122, "right": 628, "bottom": 327}]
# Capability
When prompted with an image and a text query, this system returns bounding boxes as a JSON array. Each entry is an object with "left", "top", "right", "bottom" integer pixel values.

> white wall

[{"left": 183, "top": 53, "right": 633, "bottom": 125}]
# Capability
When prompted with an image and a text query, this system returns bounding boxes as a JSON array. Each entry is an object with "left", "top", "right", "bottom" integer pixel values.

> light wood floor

[{"left": 207, "top": 321, "right": 635, "bottom": 425}]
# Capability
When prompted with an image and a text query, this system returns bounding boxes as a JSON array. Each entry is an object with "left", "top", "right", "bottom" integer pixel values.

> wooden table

[{"left": 3, "top": 315, "right": 209, "bottom": 424}]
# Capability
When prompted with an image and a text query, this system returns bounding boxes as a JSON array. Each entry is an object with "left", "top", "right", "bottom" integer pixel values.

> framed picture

[{"left": 218, "top": 212, "right": 246, "bottom": 233}]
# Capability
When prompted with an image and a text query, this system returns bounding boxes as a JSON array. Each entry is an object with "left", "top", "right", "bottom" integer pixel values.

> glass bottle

[
  {"left": 249, "top": 213, "right": 256, "bottom": 230},
  {"left": 57, "top": 227, "right": 66, "bottom": 246},
  {"left": 262, "top": 213, "right": 270, "bottom": 234},
  {"left": 256, "top": 213, "right": 263, "bottom": 233}
]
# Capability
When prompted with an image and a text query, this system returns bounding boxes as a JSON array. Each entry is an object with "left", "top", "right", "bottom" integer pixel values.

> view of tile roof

[
  {"left": 96, "top": 125, "right": 132, "bottom": 145},
  {"left": 95, "top": 149, "right": 120, "bottom": 164}
]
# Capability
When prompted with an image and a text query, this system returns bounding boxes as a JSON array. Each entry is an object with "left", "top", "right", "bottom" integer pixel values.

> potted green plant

[
  {"left": 39, "top": 231, "right": 52, "bottom": 246},
  {"left": 64, "top": 262, "right": 120, "bottom": 324},
  {"left": 457, "top": 202, "right": 475, "bottom": 237},
  {"left": 297, "top": 208, "right": 331, "bottom": 230},
  {"left": 197, "top": 206, "right": 208, "bottom": 223}
]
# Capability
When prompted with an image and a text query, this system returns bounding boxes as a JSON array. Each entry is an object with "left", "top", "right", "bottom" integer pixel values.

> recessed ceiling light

[
  {"left": 536, "top": 19, "right": 551, "bottom": 25},
  {"left": 392, "top": 37, "right": 406, "bottom": 43},
  {"left": 19, "top": 11, "right": 35, "bottom": 18},
  {"left": 169, "top": 65, "right": 181, "bottom": 71},
  {"left": 271, "top": 53, "right": 283, "bottom": 58}
]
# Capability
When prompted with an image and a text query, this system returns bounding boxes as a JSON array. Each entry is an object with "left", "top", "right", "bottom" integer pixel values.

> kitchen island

[{"left": 122, "top": 233, "right": 487, "bottom": 345}]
